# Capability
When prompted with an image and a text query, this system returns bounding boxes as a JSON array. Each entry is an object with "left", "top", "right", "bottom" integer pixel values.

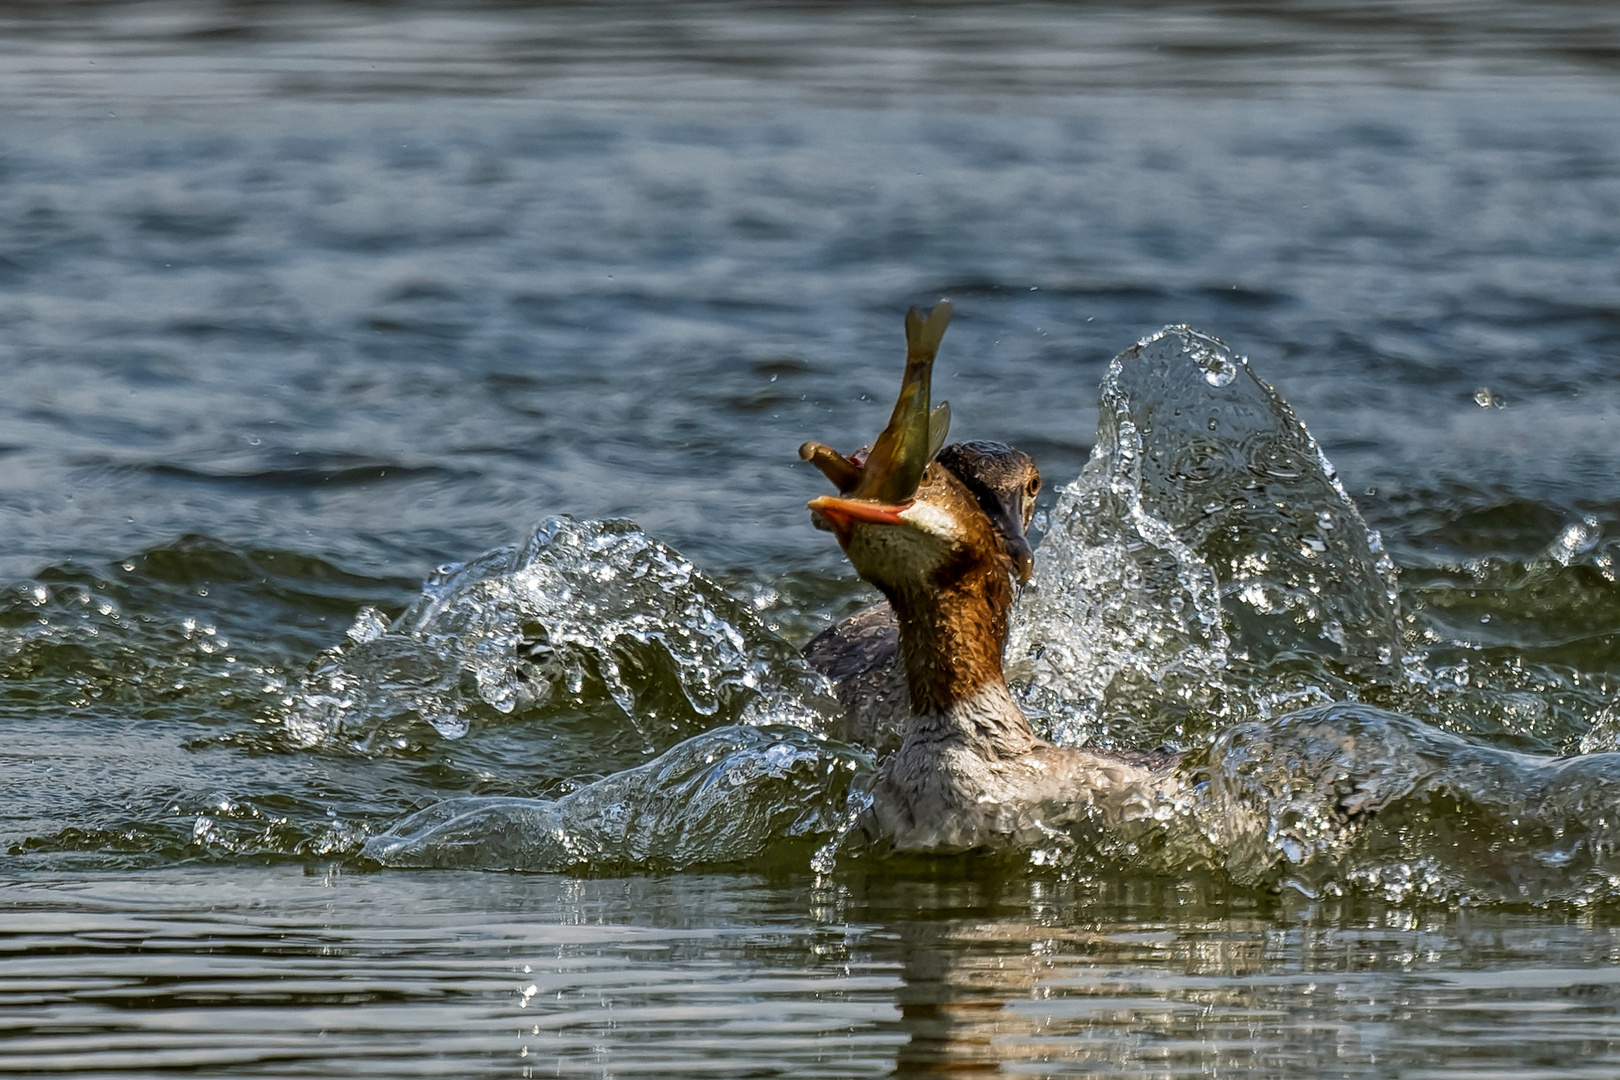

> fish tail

[{"left": 904, "top": 301, "right": 953, "bottom": 360}]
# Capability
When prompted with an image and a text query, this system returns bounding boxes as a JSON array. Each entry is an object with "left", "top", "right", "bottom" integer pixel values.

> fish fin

[
  {"left": 904, "top": 301, "right": 953, "bottom": 360},
  {"left": 927, "top": 401, "right": 951, "bottom": 460}
]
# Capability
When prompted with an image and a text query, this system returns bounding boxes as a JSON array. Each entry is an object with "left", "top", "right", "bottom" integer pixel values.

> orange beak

[{"left": 807, "top": 495, "right": 912, "bottom": 544}]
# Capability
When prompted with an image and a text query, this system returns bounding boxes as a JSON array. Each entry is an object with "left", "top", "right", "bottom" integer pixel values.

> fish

[{"left": 800, "top": 300, "right": 952, "bottom": 504}]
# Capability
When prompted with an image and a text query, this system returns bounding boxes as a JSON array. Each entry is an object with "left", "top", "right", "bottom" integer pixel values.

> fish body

[{"left": 799, "top": 300, "right": 952, "bottom": 505}]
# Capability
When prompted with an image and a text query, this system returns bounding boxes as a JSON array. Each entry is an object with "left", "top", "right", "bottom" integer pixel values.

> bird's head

[{"left": 801, "top": 304, "right": 1039, "bottom": 598}]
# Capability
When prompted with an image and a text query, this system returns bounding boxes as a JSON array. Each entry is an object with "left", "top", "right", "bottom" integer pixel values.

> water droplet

[{"left": 1550, "top": 517, "right": 1602, "bottom": 566}]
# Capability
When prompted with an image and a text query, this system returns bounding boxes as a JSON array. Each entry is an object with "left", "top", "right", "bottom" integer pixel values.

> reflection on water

[
  {"left": 5, "top": 868, "right": 1620, "bottom": 1077},
  {"left": 882, "top": 883, "right": 1620, "bottom": 1077}
]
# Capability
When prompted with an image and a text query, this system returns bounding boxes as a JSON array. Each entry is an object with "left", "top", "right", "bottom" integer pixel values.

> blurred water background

[{"left": 4, "top": 2, "right": 1620, "bottom": 1075}]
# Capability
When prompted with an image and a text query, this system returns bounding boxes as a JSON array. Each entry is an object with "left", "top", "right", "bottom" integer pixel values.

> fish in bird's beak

[{"left": 801, "top": 302, "right": 952, "bottom": 539}]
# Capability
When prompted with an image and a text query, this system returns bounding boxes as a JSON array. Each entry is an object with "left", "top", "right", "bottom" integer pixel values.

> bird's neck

[{"left": 885, "top": 561, "right": 1041, "bottom": 757}]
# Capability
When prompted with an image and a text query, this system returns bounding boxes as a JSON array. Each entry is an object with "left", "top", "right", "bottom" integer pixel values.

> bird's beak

[
  {"left": 987, "top": 503, "right": 1035, "bottom": 585},
  {"left": 806, "top": 494, "right": 913, "bottom": 544}
]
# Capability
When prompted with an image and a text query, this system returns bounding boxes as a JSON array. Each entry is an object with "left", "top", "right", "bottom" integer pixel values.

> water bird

[{"left": 802, "top": 302, "right": 1177, "bottom": 852}]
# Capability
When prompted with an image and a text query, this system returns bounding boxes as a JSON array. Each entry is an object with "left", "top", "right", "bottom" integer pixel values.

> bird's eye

[{"left": 1027, "top": 478, "right": 1041, "bottom": 498}]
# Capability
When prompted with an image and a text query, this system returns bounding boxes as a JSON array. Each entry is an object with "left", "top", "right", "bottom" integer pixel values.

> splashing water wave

[
  {"left": 1195, "top": 702, "right": 1620, "bottom": 904},
  {"left": 284, "top": 517, "right": 837, "bottom": 751},
  {"left": 363, "top": 724, "right": 868, "bottom": 871},
  {"left": 1008, "top": 325, "right": 1403, "bottom": 749},
  {"left": 334, "top": 327, "right": 1620, "bottom": 901}
]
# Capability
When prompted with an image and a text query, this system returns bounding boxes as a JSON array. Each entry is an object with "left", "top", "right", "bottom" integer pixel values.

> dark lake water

[{"left": 4, "top": 2, "right": 1620, "bottom": 1075}]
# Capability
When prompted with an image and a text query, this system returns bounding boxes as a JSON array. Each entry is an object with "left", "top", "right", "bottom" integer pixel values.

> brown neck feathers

[{"left": 885, "top": 551, "right": 1015, "bottom": 716}]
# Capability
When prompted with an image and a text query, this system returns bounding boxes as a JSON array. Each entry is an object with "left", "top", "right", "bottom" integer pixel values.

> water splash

[
  {"left": 1550, "top": 516, "right": 1603, "bottom": 567},
  {"left": 982, "top": 700, "right": 1620, "bottom": 906},
  {"left": 267, "top": 333, "right": 1620, "bottom": 902},
  {"left": 988, "top": 325, "right": 1620, "bottom": 903},
  {"left": 363, "top": 725, "right": 870, "bottom": 871},
  {"left": 1198, "top": 702, "right": 1620, "bottom": 905},
  {"left": 1009, "top": 326, "right": 1403, "bottom": 749},
  {"left": 284, "top": 517, "right": 837, "bottom": 750},
  {"left": 336, "top": 521, "right": 871, "bottom": 873}
]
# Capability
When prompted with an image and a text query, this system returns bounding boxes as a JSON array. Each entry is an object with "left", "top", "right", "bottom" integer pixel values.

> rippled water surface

[{"left": 4, "top": 2, "right": 1620, "bottom": 1075}]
